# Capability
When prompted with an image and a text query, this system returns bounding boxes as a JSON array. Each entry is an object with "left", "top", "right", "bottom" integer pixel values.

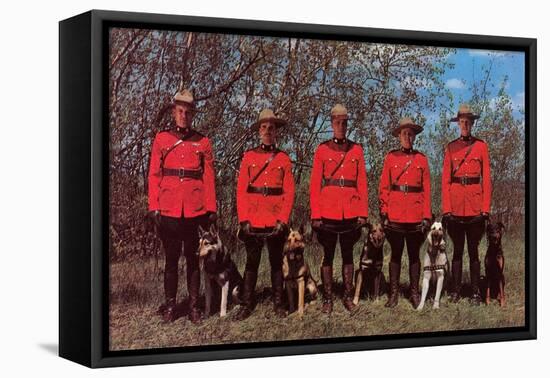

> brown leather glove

[
  {"left": 206, "top": 211, "right": 218, "bottom": 225},
  {"left": 311, "top": 219, "right": 322, "bottom": 230}
]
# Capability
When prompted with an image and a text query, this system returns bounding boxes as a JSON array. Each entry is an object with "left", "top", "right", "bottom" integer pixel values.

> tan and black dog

[
  {"left": 198, "top": 224, "right": 243, "bottom": 318},
  {"left": 353, "top": 224, "right": 386, "bottom": 305},
  {"left": 283, "top": 226, "right": 318, "bottom": 316},
  {"left": 485, "top": 222, "right": 506, "bottom": 306}
]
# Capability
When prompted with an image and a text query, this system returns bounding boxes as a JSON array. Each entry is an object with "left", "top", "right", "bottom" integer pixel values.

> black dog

[
  {"left": 353, "top": 224, "right": 386, "bottom": 304},
  {"left": 484, "top": 222, "right": 506, "bottom": 306},
  {"left": 198, "top": 224, "right": 243, "bottom": 317}
]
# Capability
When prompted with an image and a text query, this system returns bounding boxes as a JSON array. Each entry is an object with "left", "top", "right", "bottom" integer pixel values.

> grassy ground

[{"left": 109, "top": 228, "right": 525, "bottom": 351}]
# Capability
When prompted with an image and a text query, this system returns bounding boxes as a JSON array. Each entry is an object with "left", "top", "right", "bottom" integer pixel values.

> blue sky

[{"left": 441, "top": 48, "right": 525, "bottom": 117}]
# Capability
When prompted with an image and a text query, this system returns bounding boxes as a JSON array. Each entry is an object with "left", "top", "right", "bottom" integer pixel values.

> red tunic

[
  {"left": 379, "top": 149, "right": 431, "bottom": 223},
  {"left": 148, "top": 129, "right": 216, "bottom": 218},
  {"left": 310, "top": 139, "right": 369, "bottom": 220},
  {"left": 442, "top": 137, "right": 492, "bottom": 216},
  {"left": 236, "top": 146, "right": 295, "bottom": 228}
]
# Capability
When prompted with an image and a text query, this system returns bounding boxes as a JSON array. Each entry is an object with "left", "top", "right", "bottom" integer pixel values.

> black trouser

[
  {"left": 315, "top": 218, "right": 361, "bottom": 267},
  {"left": 448, "top": 216, "right": 485, "bottom": 295},
  {"left": 243, "top": 231, "right": 286, "bottom": 273},
  {"left": 240, "top": 229, "right": 287, "bottom": 309},
  {"left": 159, "top": 214, "right": 209, "bottom": 301},
  {"left": 385, "top": 225, "right": 424, "bottom": 265},
  {"left": 385, "top": 223, "right": 424, "bottom": 298}
]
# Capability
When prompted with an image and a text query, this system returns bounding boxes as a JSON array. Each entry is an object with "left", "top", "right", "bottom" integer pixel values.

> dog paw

[{"left": 433, "top": 302, "right": 440, "bottom": 309}]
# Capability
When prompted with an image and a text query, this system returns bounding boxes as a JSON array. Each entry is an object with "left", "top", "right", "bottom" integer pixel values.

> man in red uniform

[
  {"left": 310, "top": 104, "right": 368, "bottom": 314},
  {"left": 379, "top": 117, "right": 431, "bottom": 309},
  {"left": 147, "top": 89, "right": 217, "bottom": 323},
  {"left": 235, "top": 109, "right": 295, "bottom": 320},
  {"left": 442, "top": 104, "right": 492, "bottom": 305}
]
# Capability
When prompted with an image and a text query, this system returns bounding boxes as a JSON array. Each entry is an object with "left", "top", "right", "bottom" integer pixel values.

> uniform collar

[
  {"left": 260, "top": 143, "right": 276, "bottom": 152},
  {"left": 332, "top": 137, "right": 347, "bottom": 144},
  {"left": 175, "top": 126, "right": 191, "bottom": 136},
  {"left": 460, "top": 135, "right": 472, "bottom": 142},
  {"left": 400, "top": 147, "right": 413, "bottom": 154}
]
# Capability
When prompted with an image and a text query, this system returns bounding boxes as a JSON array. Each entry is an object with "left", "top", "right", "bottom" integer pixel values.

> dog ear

[
  {"left": 209, "top": 223, "right": 218, "bottom": 237},
  {"left": 198, "top": 225, "right": 206, "bottom": 238}
]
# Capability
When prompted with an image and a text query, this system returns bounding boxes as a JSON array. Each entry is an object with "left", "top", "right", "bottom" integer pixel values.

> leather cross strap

[
  {"left": 393, "top": 158, "right": 413, "bottom": 185},
  {"left": 249, "top": 152, "right": 279, "bottom": 185},
  {"left": 160, "top": 130, "right": 201, "bottom": 169},
  {"left": 451, "top": 141, "right": 475, "bottom": 177},
  {"left": 327, "top": 143, "right": 351, "bottom": 180}
]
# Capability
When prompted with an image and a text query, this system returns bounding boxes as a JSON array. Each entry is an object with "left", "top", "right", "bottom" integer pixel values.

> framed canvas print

[{"left": 59, "top": 9, "right": 536, "bottom": 368}]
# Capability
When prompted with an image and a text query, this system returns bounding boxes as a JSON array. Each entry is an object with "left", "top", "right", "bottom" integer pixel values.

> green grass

[{"left": 109, "top": 229, "right": 525, "bottom": 351}]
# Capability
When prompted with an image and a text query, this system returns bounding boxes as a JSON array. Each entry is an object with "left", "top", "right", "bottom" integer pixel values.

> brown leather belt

[
  {"left": 247, "top": 185, "right": 283, "bottom": 196},
  {"left": 451, "top": 176, "right": 481, "bottom": 185},
  {"left": 390, "top": 184, "right": 423, "bottom": 193},
  {"left": 323, "top": 178, "right": 357, "bottom": 188},
  {"left": 162, "top": 168, "right": 203, "bottom": 179}
]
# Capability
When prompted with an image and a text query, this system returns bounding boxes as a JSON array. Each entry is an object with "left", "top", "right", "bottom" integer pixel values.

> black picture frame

[{"left": 59, "top": 9, "right": 537, "bottom": 368}]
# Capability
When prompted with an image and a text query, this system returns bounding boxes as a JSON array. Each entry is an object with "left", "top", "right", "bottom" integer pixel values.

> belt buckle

[
  {"left": 262, "top": 185, "right": 268, "bottom": 197},
  {"left": 460, "top": 177, "right": 467, "bottom": 185},
  {"left": 178, "top": 168, "right": 185, "bottom": 178},
  {"left": 403, "top": 185, "right": 408, "bottom": 193},
  {"left": 339, "top": 177, "right": 345, "bottom": 187}
]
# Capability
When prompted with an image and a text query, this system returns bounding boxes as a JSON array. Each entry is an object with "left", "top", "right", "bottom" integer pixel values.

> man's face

[
  {"left": 172, "top": 103, "right": 194, "bottom": 129},
  {"left": 399, "top": 127, "right": 416, "bottom": 150},
  {"left": 259, "top": 121, "right": 277, "bottom": 145},
  {"left": 331, "top": 116, "right": 347, "bottom": 139},
  {"left": 458, "top": 116, "right": 473, "bottom": 137}
]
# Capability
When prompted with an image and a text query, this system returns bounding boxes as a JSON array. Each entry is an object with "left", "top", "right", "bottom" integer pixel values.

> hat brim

[
  {"left": 173, "top": 100, "right": 200, "bottom": 112},
  {"left": 251, "top": 117, "right": 287, "bottom": 131},
  {"left": 391, "top": 123, "right": 423, "bottom": 137},
  {"left": 331, "top": 114, "right": 351, "bottom": 120},
  {"left": 451, "top": 113, "right": 480, "bottom": 122}
]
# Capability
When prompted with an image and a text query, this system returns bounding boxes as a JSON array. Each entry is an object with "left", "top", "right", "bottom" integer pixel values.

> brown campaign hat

[
  {"left": 330, "top": 104, "right": 350, "bottom": 119},
  {"left": 391, "top": 117, "right": 424, "bottom": 137},
  {"left": 251, "top": 109, "right": 288, "bottom": 131},
  {"left": 451, "top": 104, "right": 480, "bottom": 122},
  {"left": 173, "top": 88, "right": 197, "bottom": 110}
]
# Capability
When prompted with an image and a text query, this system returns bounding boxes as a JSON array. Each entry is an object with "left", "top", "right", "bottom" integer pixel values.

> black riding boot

[
  {"left": 271, "top": 270, "right": 286, "bottom": 317},
  {"left": 450, "top": 260, "right": 462, "bottom": 303},
  {"left": 385, "top": 262, "right": 401, "bottom": 308},
  {"left": 187, "top": 270, "right": 202, "bottom": 324},
  {"left": 321, "top": 266, "right": 334, "bottom": 314},
  {"left": 235, "top": 270, "right": 257, "bottom": 321},
  {"left": 409, "top": 261, "right": 421, "bottom": 309},
  {"left": 470, "top": 260, "right": 482, "bottom": 305}
]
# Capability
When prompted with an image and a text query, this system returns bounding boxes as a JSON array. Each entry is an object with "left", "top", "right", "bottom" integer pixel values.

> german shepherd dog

[
  {"left": 353, "top": 224, "right": 386, "bottom": 305},
  {"left": 283, "top": 227, "right": 318, "bottom": 316},
  {"left": 198, "top": 224, "right": 243, "bottom": 317},
  {"left": 485, "top": 222, "right": 506, "bottom": 306},
  {"left": 418, "top": 222, "right": 450, "bottom": 310}
]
